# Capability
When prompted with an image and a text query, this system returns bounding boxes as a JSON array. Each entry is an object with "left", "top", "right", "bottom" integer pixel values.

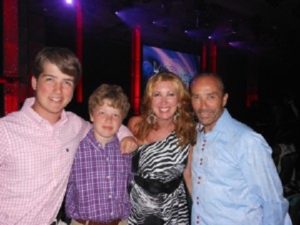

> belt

[
  {"left": 134, "top": 175, "right": 182, "bottom": 195},
  {"left": 76, "top": 219, "right": 121, "bottom": 225}
]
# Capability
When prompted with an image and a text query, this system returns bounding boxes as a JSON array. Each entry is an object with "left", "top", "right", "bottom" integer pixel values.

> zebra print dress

[{"left": 128, "top": 132, "right": 190, "bottom": 225}]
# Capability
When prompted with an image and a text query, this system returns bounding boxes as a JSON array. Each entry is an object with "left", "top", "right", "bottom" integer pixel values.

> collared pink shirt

[{"left": 0, "top": 97, "right": 91, "bottom": 225}]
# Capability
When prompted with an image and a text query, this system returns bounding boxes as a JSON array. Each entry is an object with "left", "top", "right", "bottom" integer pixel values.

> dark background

[{"left": 1, "top": 0, "right": 300, "bottom": 133}]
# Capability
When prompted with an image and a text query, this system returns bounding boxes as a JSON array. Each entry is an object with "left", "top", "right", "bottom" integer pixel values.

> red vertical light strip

[
  {"left": 201, "top": 43, "right": 207, "bottom": 72},
  {"left": 75, "top": 0, "right": 83, "bottom": 103},
  {"left": 3, "top": 0, "right": 19, "bottom": 114},
  {"left": 210, "top": 41, "right": 217, "bottom": 73},
  {"left": 131, "top": 26, "right": 141, "bottom": 115}
]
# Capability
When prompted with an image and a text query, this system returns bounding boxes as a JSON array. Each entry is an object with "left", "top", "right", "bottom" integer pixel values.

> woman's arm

[{"left": 183, "top": 146, "right": 193, "bottom": 196}]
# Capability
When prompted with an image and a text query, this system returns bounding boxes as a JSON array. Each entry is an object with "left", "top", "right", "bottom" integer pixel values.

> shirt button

[
  {"left": 108, "top": 194, "right": 112, "bottom": 198},
  {"left": 65, "top": 148, "right": 69, "bottom": 152},
  {"left": 106, "top": 176, "right": 110, "bottom": 179},
  {"left": 198, "top": 176, "right": 201, "bottom": 184}
]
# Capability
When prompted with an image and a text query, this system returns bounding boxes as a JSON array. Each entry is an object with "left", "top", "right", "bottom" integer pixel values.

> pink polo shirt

[{"left": 0, "top": 97, "right": 91, "bottom": 225}]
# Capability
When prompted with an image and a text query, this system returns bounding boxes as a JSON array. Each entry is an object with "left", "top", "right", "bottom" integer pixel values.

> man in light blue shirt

[{"left": 189, "top": 73, "right": 292, "bottom": 225}]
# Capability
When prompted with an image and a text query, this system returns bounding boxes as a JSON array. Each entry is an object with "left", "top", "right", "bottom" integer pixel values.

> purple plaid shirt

[{"left": 65, "top": 128, "right": 132, "bottom": 222}]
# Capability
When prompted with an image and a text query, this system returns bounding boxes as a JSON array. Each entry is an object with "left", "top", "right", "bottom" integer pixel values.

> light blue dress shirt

[{"left": 191, "top": 109, "right": 292, "bottom": 225}]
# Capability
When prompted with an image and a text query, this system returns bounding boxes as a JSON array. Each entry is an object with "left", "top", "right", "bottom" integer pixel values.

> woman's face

[{"left": 151, "top": 80, "right": 179, "bottom": 122}]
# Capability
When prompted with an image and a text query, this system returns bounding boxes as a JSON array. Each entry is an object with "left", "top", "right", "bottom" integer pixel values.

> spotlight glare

[{"left": 65, "top": 0, "right": 73, "bottom": 5}]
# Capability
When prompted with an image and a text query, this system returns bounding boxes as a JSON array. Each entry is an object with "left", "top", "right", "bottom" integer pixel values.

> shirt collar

[
  {"left": 21, "top": 97, "right": 68, "bottom": 126},
  {"left": 213, "top": 108, "right": 232, "bottom": 133},
  {"left": 86, "top": 128, "right": 119, "bottom": 149},
  {"left": 197, "top": 108, "right": 232, "bottom": 134}
]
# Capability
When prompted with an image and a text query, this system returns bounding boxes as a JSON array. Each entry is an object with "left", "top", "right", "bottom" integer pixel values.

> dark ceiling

[{"left": 28, "top": 0, "right": 300, "bottom": 55}]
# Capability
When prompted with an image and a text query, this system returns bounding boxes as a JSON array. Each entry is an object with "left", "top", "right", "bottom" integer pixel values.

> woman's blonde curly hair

[{"left": 134, "top": 72, "right": 196, "bottom": 146}]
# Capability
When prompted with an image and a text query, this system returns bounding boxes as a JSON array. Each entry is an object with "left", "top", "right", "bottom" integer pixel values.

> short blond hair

[{"left": 88, "top": 84, "right": 130, "bottom": 119}]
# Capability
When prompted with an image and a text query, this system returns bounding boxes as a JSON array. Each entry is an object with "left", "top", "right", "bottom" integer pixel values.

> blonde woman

[{"left": 127, "top": 72, "right": 196, "bottom": 225}]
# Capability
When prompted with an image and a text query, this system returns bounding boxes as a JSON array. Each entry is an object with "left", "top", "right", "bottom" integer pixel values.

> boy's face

[
  {"left": 31, "top": 61, "right": 75, "bottom": 123},
  {"left": 90, "top": 99, "right": 123, "bottom": 145}
]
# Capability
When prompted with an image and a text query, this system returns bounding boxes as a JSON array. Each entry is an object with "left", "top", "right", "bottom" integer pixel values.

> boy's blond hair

[{"left": 88, "top": 84, "right": 130, "bottom": 119}]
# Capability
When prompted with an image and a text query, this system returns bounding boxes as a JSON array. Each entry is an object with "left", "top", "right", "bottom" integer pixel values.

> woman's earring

[
  {"left": 147, "top": 112, "right": 157, "bottom": 124},
  {"left": 173, "top": 111, "right": 180, "bottom": 123}
]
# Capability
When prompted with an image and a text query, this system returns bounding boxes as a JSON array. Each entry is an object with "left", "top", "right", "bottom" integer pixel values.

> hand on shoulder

[
  {"left": 128, "top": 115, "right": 142, "bottom": 134},
  {"left": 120, "top": 136, "right": 138, "bottom": 154}
]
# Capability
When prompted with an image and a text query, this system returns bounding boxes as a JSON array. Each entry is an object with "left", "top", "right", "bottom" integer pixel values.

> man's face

[
  {"left": 191, "top": 76, "right": 228, "bottom": 132},
  {"left": 31, "top": 62, "right": 75, "bottom": 123}
]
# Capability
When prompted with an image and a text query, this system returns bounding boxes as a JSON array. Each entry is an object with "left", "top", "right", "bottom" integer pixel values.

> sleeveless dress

[{"left": 128, "top": 132, "right": 190, "bottom": 225}]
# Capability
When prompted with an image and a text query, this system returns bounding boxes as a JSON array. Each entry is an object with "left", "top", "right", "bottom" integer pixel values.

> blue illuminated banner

[{"left": 142, "top": 45, "right": 200, "bottom": 88}]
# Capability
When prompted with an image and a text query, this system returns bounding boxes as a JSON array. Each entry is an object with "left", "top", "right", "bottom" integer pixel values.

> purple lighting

[
  {"left": 115, "top": 7, "right": 148, "bottom": 28},
  {"left": 184, "top": 28, "right": 209, "bottom": 40}
]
